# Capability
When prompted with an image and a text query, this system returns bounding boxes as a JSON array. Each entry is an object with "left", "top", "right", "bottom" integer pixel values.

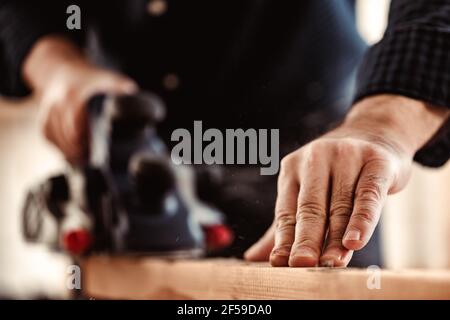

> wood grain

[{"left": 82, "top": 257, "right": 450, "bottom": 300}]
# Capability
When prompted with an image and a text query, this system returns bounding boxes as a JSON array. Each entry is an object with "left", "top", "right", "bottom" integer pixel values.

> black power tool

[{"left": 22, "top": 92, "right": 232, "bottom": 257}]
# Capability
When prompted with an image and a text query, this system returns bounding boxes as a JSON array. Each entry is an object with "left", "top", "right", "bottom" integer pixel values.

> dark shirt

[{"left": 0, "top": 0, "right": 449, "bottom": 165}]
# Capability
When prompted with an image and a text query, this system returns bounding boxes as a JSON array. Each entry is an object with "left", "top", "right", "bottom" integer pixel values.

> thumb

[
  {"left": 244, "top": 224, "right": 275, "bottom": 261},
  {"left": 112, "top": 77, "right": 139, "bottom": 94},
  {"left": 84, "top": 73, "right": 139, "bottom": 98},
  {"left": 101, "top": 73, "right": 138, "bottom": 95}
]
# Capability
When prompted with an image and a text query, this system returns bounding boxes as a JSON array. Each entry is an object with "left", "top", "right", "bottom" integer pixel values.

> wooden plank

[{"left": 81, "top": 257, "right": 450, "bottom": 300}]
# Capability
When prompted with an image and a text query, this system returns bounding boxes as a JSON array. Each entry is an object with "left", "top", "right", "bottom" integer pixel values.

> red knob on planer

[
  {"left": 203, "top": 224, "right": 234, "bottom": 250},
  {"left": 62, "top": 229, "right": 93, "bottom": 256}
]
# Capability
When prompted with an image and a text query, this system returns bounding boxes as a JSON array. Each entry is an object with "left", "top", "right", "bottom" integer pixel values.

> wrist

[{"left": 341, "top": 94, "right": 450, "bottom": 157}]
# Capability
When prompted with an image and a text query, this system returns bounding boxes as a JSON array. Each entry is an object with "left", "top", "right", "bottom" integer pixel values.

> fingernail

[
  {"left": 293, "top": 247, "right": 315, "bottom": 259},
  {"left": 271, "top": 246, "right": 291, "bottom": 257},
  {"left": 344, "top": 230, "right": 360, "bottom": 241},
  {"left": 289, "top": 247, "right": 318, "bottom": 267},
  {"left": 320, "top": 260, "right": 334, "bottom": 268}
]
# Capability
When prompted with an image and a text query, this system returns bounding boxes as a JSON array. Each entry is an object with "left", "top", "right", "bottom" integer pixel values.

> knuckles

[
  {"left": 329, "top": 200, "right": 353, "bottom": 218},
  {"left": 274, "top": 211, "right": 296, "bottom": 231},
  {"left": 356, "top": 175, "right": 387, "bottom": 203},
  {"left": 279, "top": 138, "right": 393, "bottom": 178},
  {"left": 351, "top": 210, "right": 376, "bottom": 225},
  {"left": 296, "top": 201, "right": 326, "bottom": 222},
  {"left": 279, "top": 153, "right": 298, "bottom": 176}
]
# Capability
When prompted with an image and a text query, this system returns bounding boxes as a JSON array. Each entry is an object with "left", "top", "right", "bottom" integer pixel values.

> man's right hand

[{"left": 23, "top": 36, "right": 137, "bottom": 163}]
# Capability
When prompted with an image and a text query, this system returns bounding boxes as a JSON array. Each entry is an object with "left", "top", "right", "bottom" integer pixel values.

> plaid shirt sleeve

[{"left": 354, "top": 0, "right": 450, "bottom": 167}]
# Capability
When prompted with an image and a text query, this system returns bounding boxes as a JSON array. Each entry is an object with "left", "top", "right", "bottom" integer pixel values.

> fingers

[
  {"left": 289, "top": 152, "right": 330, "bottom": 267},
  {"left": 269, "top": 161, "right": 299, "bottom": 266},
  {"left": 244, "top": 223, "right": 275, "bottom": 261},
  {"left": 320, "top": 155, "right": 361, "bottom": 267},
  {"left": 245, "top": 141, "right": 397, "bottom": 268},
  {"left": 84, "top": 69, "right": 138, "bottom": 95},
  {"left": 343, "top": 159, "right": 393, "bottom": 251},
  {"left": 112, "top": 77, "right": 138, "bottom": 94},
  {"left": 247, "top": 139, "right": 399, "bottom": 268}
]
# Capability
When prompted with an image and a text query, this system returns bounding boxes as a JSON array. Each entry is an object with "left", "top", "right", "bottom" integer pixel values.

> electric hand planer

[{"left": 22, "top": 92, "right": 233, "bottom": 257}]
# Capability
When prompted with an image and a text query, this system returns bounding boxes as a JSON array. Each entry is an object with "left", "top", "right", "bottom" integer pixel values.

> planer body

[{"left": 22, "top": 92, "right": 232, "bottom": 257}]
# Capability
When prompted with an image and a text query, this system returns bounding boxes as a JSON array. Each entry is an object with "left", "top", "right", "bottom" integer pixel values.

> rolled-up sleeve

[
  {"left": 355, "top": 0, "right": 450, "bottom": 167},
  {"left": 0, "top": 0, "right": 85, "bottom": 96}
]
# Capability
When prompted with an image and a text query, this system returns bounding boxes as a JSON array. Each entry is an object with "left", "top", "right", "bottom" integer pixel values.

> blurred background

[{"left": 0, "top": 0, "right": 449, "bottom": 298}]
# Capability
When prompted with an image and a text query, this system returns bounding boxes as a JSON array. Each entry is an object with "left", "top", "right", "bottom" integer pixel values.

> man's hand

[
  {"left": 245, "top": 94, "right": 450, "bottom": 267},
  {"left": 23, "top": 36, "right": 137, "bottom": 163}
]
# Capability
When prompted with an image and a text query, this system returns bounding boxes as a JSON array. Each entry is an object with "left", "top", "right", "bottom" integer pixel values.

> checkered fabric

[{"left": 355, "top": 0, "right": 450, "bottom": 167}]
